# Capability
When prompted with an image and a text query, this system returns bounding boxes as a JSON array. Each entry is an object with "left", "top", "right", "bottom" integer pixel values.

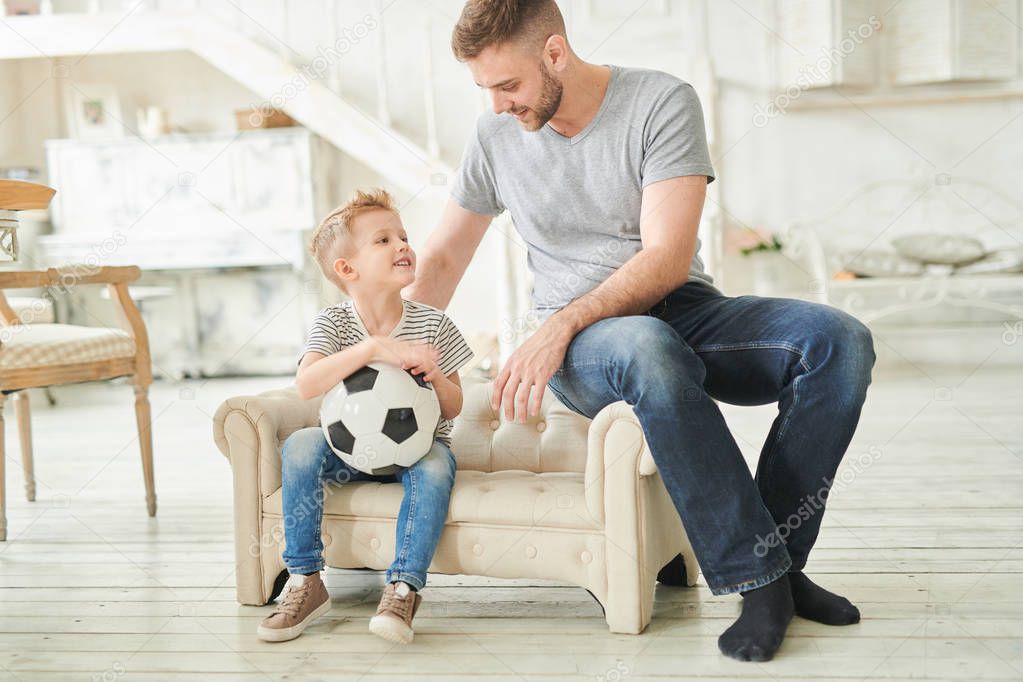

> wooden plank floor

[{"left": 0, "top": 361, "right": 1020, "bottom": 681}]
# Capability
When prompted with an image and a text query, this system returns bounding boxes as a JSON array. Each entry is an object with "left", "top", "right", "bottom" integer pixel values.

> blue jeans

[
  {"left": 280, "top": 427, "right": 457, "bottom": 591},
  {"left": 547, "top": 280, "right": 875, "bottom": 596}
]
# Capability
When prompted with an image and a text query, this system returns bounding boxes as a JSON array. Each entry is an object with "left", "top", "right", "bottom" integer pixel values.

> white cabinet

[
  {"left": 39, "top": 128, "right": 334, "bottom": 376},
  {"left": 888, "top": 0, "right": 1018, "bottom": 84},
  {"left": 774, "top": 0, "right": 880, "bottom": 89}
]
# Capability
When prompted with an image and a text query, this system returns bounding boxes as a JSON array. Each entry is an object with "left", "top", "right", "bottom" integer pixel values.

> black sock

[
  {"left": 717, "top": 575, "right": 794, "bottom": 662},
  {"left": 788, "top": 571, "right": 860, "bottom": 625}
]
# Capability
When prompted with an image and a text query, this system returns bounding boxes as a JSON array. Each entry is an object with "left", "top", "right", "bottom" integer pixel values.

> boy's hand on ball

[
  {"left": 407, "top": 357, "right": 442, "bottom": 384},
  {"left": 370, "top": 337, "right": 438, "bottom": 371}
]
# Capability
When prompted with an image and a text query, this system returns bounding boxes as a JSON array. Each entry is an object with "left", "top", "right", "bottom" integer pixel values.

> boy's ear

[{"left": 333, "top": 257, "right": 356, "bottom": 284}]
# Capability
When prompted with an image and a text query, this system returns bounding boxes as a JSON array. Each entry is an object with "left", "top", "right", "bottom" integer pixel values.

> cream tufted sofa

[{"left": 212, "top": 380, "right": 699, "bottom": 634}]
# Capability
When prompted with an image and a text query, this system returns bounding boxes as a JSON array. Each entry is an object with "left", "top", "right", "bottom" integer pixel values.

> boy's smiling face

[{"left": 334, "top": 207, "right": 416, "bottom": 292}]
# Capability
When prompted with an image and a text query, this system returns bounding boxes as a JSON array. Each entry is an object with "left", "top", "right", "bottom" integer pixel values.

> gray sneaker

[
  {"left": 257, "top": 572, "right": 331, "bottom": 642},
  {"left": 368, "top": 581, "right": 422, "bottom": 644}
]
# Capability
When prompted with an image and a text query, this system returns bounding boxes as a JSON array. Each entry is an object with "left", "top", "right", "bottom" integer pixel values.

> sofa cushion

[{"left": 262, "top": 469, "right": 601, "bottom": 530}]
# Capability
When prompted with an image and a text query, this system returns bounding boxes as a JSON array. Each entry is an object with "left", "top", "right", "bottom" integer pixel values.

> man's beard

[{"left": 517, "top": 62, "right": 563, "bottom": 132}]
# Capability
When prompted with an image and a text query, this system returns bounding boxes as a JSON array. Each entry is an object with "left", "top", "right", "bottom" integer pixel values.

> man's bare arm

[
  {"left": 552, "top": 175, "right": 708, "bottom": 337},
  {"left": 491, "top": 174, "right": 709, "bottom": 420},
  {"left": 403, "top": 198, "right": 493, "bottom": 310}
]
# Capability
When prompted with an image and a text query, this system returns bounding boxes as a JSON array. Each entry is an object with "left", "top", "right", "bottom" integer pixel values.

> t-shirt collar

[
  {"left": 541, "top": 64, "right": 619, "bottom": 145},
  {"left": 348, "top": 298, "right": 407, "bottom": 338}
]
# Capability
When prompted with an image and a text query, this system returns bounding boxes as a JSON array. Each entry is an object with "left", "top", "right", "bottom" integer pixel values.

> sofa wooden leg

[{"left": 13, "top": 391, "right": 34, "bottom": 502}]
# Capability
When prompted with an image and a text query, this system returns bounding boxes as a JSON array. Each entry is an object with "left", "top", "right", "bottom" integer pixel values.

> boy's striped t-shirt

[{"left": 300, "top": 298, "right": 475, "bottom": 445}]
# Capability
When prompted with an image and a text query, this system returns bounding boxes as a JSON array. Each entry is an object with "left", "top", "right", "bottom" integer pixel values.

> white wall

[
  {"left": 2, "top": 0, "right": 1021, "bottom": 346},
  {"left": 708, "top": 0, "right": 1023, "bottom": 242},
  {"left": 0, "top": 60, "right": 21, "bottom": 166}
]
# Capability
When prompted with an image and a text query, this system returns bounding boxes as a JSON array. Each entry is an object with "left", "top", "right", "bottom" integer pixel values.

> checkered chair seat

[{"left": 0, "top": 323, "right": 136, "bottom": 370}]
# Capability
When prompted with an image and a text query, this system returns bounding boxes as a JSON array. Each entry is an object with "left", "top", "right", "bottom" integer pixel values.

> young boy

[{"left": 257, "top": 188, "right": 474, "bottom": 645}]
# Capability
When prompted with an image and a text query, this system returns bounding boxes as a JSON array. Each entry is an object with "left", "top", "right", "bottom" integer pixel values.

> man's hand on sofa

[{"left": 492, "top": 319, "right": 573, "bottom": 423}]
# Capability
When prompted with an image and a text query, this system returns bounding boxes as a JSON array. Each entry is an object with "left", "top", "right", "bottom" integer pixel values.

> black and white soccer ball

[{"left": 319, "top": 362, "right": 441, "bottom": 475}]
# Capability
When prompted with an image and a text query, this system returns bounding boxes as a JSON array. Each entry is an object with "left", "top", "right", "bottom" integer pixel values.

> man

[{"left": 404, "top": 0, "right": 875, "bottom": 662}]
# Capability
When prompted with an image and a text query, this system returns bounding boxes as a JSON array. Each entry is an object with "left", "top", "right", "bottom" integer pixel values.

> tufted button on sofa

[{"left": 212, "top": 380, "right": 699, "bottom": 634}]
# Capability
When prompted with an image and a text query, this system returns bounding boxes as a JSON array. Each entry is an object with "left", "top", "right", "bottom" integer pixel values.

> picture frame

[
  {"left": 64, "top": 83, "right": 124, "bottom": 141},
  {"left": 2, "top": 0, "right": 42, "bottom": 15}
]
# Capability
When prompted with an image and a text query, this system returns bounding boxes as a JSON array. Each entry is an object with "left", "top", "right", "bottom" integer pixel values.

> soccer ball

[{"left": 320, "top": 362, "right": 441, "bottom": 475}]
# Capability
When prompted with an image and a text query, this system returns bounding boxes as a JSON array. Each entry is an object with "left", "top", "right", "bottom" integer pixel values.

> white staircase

[{"left": 0, "top": 5, "right": 451, "bottom": 194}]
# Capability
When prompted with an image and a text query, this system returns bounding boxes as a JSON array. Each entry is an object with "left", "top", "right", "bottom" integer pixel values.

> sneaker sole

[
  {"left": 368, "top": 613, "right": 414, "bottom": 644},
  {"left": 257, "top": 599, "right": 331, "bottom": 642}
]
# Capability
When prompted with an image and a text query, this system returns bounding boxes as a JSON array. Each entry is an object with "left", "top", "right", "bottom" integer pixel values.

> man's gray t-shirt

[{"left": 451, "top": 64, "right": 716, "bottom": 322}]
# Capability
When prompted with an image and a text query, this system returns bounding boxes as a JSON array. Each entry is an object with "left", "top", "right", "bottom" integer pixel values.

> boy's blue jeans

[
  {"left": 280, "top": 427, "right": 456, "bottom": 591},
  {"left": 546, "top": 280, "right": 875, "bottom": 596}
]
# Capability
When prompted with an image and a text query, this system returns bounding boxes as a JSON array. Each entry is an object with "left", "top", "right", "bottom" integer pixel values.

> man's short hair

[
  {"left": 310, "top": 188, "right": 397, "bottom": 289},
  {"left": 451, "top": 0, "right": 566, "bottom": 62}
]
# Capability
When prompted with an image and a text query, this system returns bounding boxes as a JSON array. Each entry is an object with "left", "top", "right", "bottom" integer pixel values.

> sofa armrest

[
  {"left": 583, "top": 401, "right": 658, "bottom": 524},
  {"left": 212, "top": 386, "right": 322, "bottom": 495}
]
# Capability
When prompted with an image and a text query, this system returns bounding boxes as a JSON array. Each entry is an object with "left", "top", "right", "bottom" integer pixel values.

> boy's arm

[
  {"left": 295, "top": 342, "right": 373, "bottom": 400},
  {"left": 430, "top": 370, "right": 463, "bottom": 421}
]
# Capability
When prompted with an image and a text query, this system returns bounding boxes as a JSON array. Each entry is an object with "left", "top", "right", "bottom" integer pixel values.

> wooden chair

[{"left": 0, "top": 180, "right": 156, "bottom": 541}]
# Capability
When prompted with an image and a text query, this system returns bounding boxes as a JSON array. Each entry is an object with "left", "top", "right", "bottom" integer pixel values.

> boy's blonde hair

[{"left": 310, "top": 188, "right": 398, "bottom": 289}]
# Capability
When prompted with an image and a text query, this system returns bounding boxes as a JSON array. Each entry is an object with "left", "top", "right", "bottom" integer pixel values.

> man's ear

[
  {"left": 333, "top": 257, "right": 356, "bottom": 285},
  {"left": 544, "top": 34, "right": 568, "bottom": 72}
]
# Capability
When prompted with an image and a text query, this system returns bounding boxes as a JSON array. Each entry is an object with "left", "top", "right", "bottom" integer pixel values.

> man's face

[
  {"left": 335, "top": 209, "right": 416, "bottom": 291},
  {"left": 468, "top": 42, "right": 563, "bottom": 132}
]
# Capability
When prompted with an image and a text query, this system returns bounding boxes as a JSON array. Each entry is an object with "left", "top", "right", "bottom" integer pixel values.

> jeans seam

[
  {"left": 310, "top": 454, "right": 326, "bottom": 573},
  {"left": 556, "top": 360, "right": 612, "bottom": 373},
  {"left": 692, "top": 341, "right": 814, "bottom": 374},
  {"left": 393, "top": 459, "right": 419, "bottom": 578},
  {"left": 773, "top": 369, "right": 804, "bottom": 447}
]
